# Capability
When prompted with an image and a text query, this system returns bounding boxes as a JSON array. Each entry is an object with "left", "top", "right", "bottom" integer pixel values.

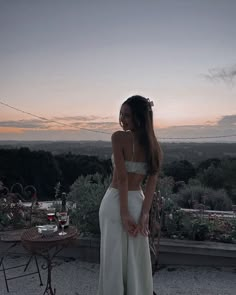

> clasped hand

[{"left": 121, "top": 213, "right": 150, "bottom": 237}]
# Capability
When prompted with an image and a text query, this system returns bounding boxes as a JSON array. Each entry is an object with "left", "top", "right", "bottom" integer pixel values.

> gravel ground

[{"left": 0, "top": 255, "right": 236, "bottom": 295}]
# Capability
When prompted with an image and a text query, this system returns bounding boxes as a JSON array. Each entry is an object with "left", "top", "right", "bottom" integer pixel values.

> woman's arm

[
  {"left": 112, "top": 131, "right": 137, "bottom": 236},
  {"left": 142, "top": 174, "right": 158, "bottom": 215},
  {"left": 139, "top": 173, "right": 158, "bottom": 236}
]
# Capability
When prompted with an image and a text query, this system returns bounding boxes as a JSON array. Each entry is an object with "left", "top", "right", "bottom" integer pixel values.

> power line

[
  {"left": 159, "top": 134, "right": 236, "bottom": 140},
  {"left": 0, "top": 100, "right": 111, "bottom": 135},
  {"left": 1, "top": 99, "right": 236, "bottom": 140}
]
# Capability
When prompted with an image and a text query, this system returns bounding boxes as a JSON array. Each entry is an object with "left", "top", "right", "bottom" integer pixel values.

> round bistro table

[{"left": 21, "top": 226, "right": 78, "bottom": 295}]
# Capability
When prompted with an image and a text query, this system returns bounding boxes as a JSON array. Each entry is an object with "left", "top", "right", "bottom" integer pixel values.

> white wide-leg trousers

[{"left": 97, "top": 187, "right": 153, "bottom": 295}]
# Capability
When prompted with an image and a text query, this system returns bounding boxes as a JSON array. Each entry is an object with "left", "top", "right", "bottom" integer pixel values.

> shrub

[
  {"left": 165, "top": 209, "right": 186, "bottom": 238},
  {"left": 164, "top": 210, "right": 210, "bottom": 241},
  {"left": 206, "top": 189, "right": 232, "bottom": 211},
  {"left": 190, "top": 219, "right": 209, "bottom": 241},
  {"left": 196, "top": 157, "right": 236, "bottom": 204},
  {"left": 172, "top": 185, "right": 232, "bottom": 211},
  {"left": 0, "top": 195, "right": 26, "bottom": 230},
  {"left": 68, "top": 173, "right": 111, "bottom": 235},
  {"left": 158, "top": 176, "right": 175, "bottom": 198},
  {"left": 197, "top": 164, "right": 225, "bottom": 189},
  {"left": 163, "top": 160, "right": 196, "bottom": 183}
]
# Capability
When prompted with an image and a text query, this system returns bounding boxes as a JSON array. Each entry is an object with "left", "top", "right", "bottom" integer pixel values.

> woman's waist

[
  {"left": 109, "top": 185, "right": 143, "bottom": 193},
  {"left": 109, "top": 183, "right": 142, "bottom": 192},
  {"left": 111, "top": 178, "right": 143, "bottom": 191}
]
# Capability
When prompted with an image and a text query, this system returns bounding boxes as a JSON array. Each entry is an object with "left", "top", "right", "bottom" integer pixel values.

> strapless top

[{"left": 111, "top": 154, "right": 147, "bottom": 175}]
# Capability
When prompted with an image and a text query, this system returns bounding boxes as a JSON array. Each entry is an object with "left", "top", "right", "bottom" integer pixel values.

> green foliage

[
  {"left": 165, "top": 209, "right": 186, "bottom": 237},
  {"left": 158, "top": 176, "right": 175, "bottom": 198},
  {"left": 68, "top": 173, "right": 111, "bottom": 235},
  {"left": 163, "top": 207, "right": 236, "bottom": 243},
  {"left": 163, "top": 197, "right": 177, "bottom": 213},
  {"left": 164, "top": 210, "right": 210, "bottom": 241},
  {"left": 163, "top": 160, "right": 196, "bottom": 183},
  {"left": 207, "top": 216, "right": 236, "bottom": 243},
  {"left": 0, "top": 196, "right": 26, "bottom": 230},
  {"left": 206, "top": 189, "right": 232, "bottom": 211},
  {"left": 0, "top": 148, "right": 112, "bottom": 201},
  {"left": 191, "top": 219, "right": 209, "bottom": 241},
  {"left": 220, "top": 158, "right": 236, "bottom": 204},
  {"left": 197, "top": 164, "right": 225, "bottom": 189},
  {"left": 172, "top": 185, "right": 232, "bottom": 211},
  {"left": 197, "top": 158, "right": 221, "bottom": 171},
  {"left": 171, "top": 185, "right": 205, "bottom": 208},
  {"left": 188, "top": 178, "right": 202, "bottom": 186},
  {"left": 55, "top": 153, "right": 112, "bottom": 192},
  {"left": 161, "top": 156, "right": 236, "bottom": 205},
  {"left": 196, "top": 157, "right": 236, "bottom": 203},
  {"left": 0, "top": 148, "right": 61, "bottom": 200}
]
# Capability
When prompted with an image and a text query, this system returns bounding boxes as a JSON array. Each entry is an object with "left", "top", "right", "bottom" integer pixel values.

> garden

[
  {"left": 1, "top": 156, "right": 236, "bottom": 246},
  {"left": 66, "top": 172, "right": 236, "bottom": 245},
  {"left": 0, "top": 182, "right": 48, "bottom": 231}
]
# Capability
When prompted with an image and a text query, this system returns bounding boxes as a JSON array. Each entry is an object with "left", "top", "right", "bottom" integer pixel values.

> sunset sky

[{"left": 0, "top": 0, "right": 235, "bottom": 142}]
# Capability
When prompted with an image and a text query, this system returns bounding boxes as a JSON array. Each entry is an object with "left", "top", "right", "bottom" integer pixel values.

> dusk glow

[{"left": 0, "top": 0, "right": 235, "bottom": 142}]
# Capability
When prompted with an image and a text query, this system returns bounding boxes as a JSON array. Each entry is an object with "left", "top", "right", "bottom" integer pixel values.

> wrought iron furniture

[
  {"left": 0, "top": 229, "right": 43, "bottom": 292},
  {"left": 21, "top": 226, "right": 78, "bottom": 295}
]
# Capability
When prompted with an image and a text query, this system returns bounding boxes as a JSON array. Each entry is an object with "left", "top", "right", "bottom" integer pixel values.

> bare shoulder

[{"left": 111, "top": 131, "right": 128, "bottom": 143}]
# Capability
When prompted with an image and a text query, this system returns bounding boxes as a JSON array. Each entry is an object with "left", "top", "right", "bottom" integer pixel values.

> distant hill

[{"left": 0, "top": 141, "right": 235, "bottom": 164}]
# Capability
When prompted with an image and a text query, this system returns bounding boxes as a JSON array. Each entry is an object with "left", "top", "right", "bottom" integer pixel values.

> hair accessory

[{"left": 146, "top": 98, "right": 154, "bottom": 108}]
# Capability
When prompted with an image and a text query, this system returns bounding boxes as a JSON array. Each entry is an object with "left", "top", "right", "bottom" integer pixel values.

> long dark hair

[{"left": 120, "top": 95, "right": 162, "bottom": 175}]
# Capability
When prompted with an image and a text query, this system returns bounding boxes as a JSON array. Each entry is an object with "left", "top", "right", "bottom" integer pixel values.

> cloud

[
  {"left": 203, "top": 64, "right": 236, "bottom": 85},
  {"left": 157, "top": 114, "right": 236, "bottom": 142},
  {"left": 53, "top": 115, "right": 112, "bottom": 122},
  {"left": 0, "top": 119, "right": 50, "bottom": 129},
  {"left": 72, "top": 121, "right": 118, "bottom": 130},
  {"left": 0, "top": 115, "right": 235, "bottom": 142},
  {"left": 0, "top": 116, "right": 119, "bottom": 133},
  {"left": 217, "top": 115, "right": 236, "bottom": 127}
]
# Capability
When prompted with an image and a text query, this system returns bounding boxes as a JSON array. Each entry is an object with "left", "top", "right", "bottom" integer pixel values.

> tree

[
  {"left": 197, "top": 164, "right": 225, "bottom": 189},
  {"left": 55, "top": 153, "right": 112, "bottom": 191},
  {"left": 197, "top": 158, "right": 221, "bottom": 172},
  {"left": 0, "top": 148, "right": 61, "bottom": 200},
  {"left": 163, "top": 160, "right": 196, "bottom": 183},
  {"left": 197, "top": 157, "right": 236, "bottom": 203}
]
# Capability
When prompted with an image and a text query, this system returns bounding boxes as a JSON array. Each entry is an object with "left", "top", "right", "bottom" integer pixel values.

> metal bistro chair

[
  {"left": 0, "top": 229, "right": 43, "bottom": 292},
  {"left": 0, "top": 183, "right": 43, "bottom": 292}
]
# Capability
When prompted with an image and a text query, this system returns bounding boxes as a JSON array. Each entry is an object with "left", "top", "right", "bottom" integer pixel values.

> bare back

[{"left": 111, "top": 131, "right": 147, "bottom": 190}]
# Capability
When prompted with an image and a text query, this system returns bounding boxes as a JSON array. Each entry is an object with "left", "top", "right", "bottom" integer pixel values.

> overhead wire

[
  {"left": 0, "top": 100, "right": 111, "bottom": 134},
  {"left": 0, "top": 99, "right": 236, "bottom": 140}
]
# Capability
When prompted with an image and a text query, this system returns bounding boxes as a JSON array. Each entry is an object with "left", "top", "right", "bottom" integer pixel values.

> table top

[{"left": 21, "top": 226, "right": 78, "bottom": 254}]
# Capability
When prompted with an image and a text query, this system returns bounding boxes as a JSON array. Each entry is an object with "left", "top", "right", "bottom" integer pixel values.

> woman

[{"left": 97, "top": 95, "right": 162, "bottom": 295}]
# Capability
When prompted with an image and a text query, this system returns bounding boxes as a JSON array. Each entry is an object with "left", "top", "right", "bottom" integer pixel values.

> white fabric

[
  {"left": 97, "top": 187, "right": 153, "bottom": 295},
  {"left": 111, "top": 154, "right": 147, "bottom": 175},
  {"left": 124, "top": 160, "right": 147, "bottom": 175}
]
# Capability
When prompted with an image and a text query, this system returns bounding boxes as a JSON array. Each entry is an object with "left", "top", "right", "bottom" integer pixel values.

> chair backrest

[{"left": 0, "top": 183, "right": 38, "bottom": 229}]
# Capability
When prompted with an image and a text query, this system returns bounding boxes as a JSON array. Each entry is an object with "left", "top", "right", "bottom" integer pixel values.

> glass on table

[
  {"left": 58, "top": 212, "right": 67, "bottom": 236},
  {"left": 47, "top": 209, "right": 56, "bottom": 224}
]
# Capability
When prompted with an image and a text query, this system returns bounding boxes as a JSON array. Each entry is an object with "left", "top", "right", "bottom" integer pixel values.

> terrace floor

[{"left": 0, "top": 254, "right": 235, "bottom": 295}]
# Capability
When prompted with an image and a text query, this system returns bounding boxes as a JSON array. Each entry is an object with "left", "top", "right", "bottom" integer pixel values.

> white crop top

[
  {"left": 111, "top": 154, "right": 147, "bottom": 175},
  {"left": 111, "top": 135, "right": 148, "bottom": 175}
]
